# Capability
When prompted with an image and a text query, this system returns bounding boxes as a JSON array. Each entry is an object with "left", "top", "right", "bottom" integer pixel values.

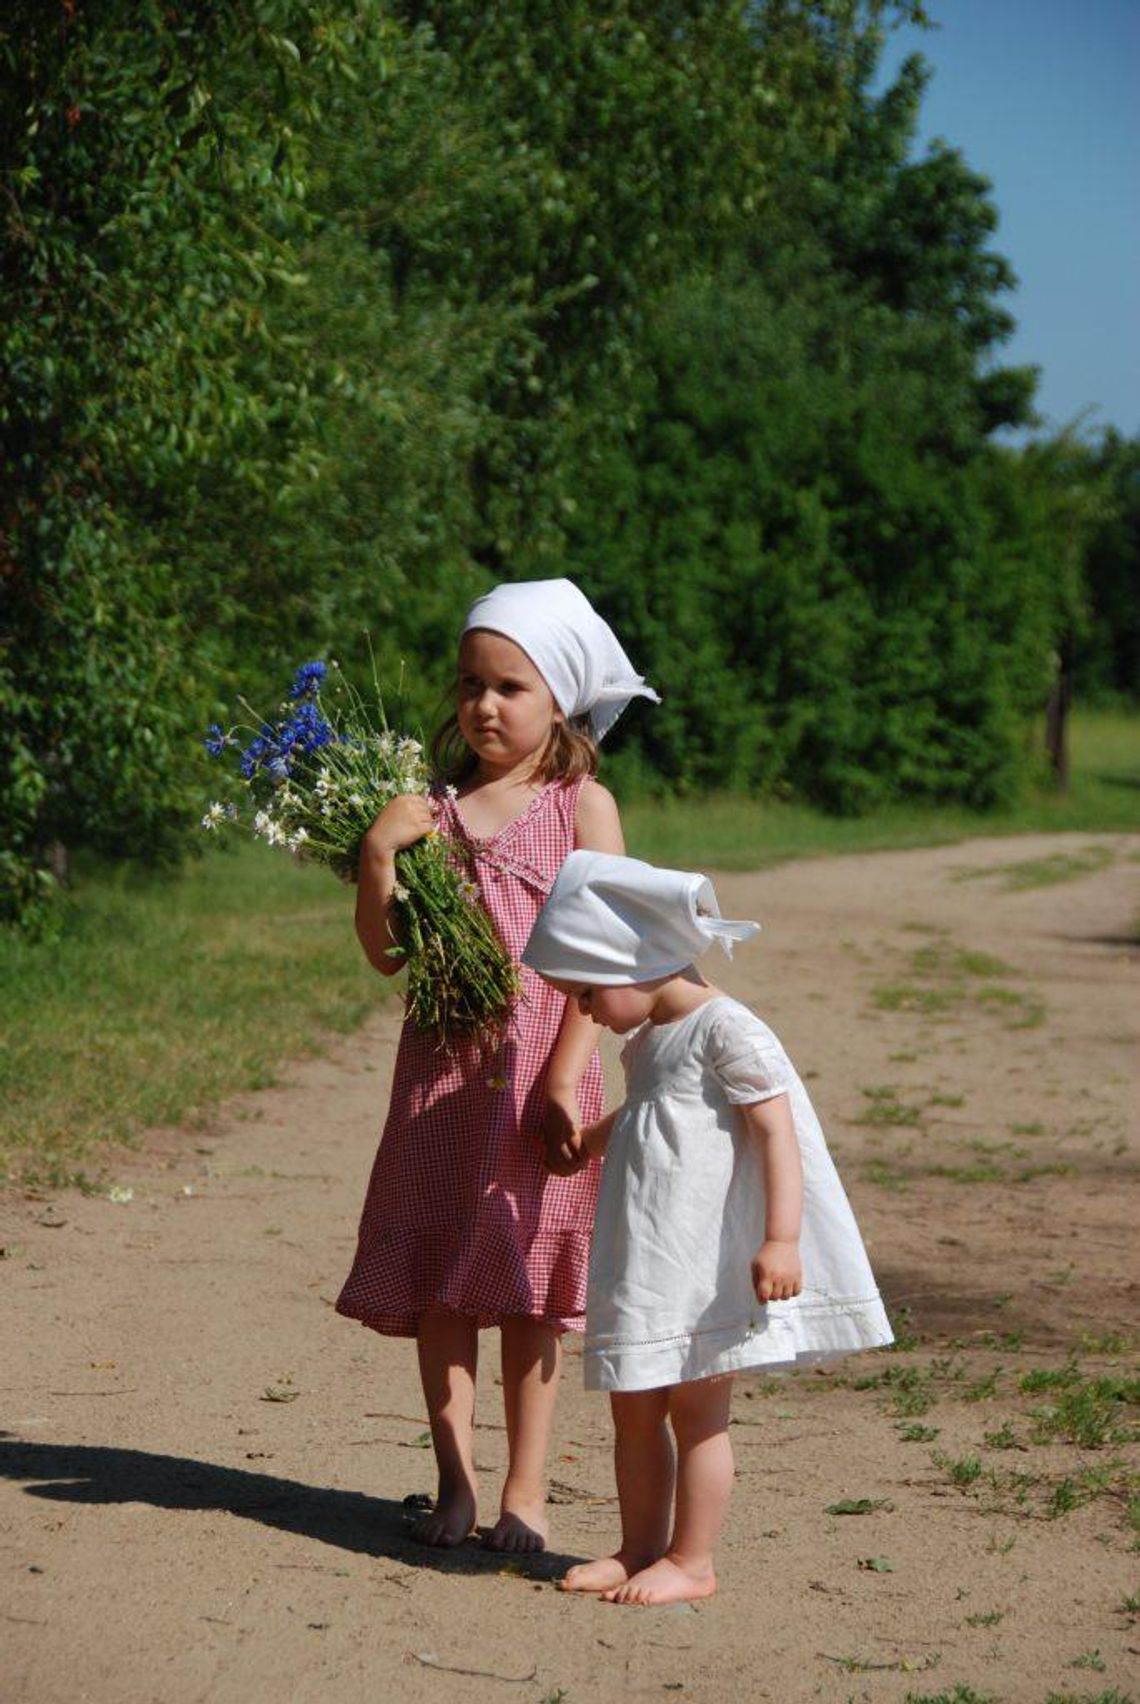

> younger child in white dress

[{"left": 522, "top": 851, "right": 893, "bottom": 1605}]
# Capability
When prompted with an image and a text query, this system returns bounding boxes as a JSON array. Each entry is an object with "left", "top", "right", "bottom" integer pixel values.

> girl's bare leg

[
  {"left": 562, "top": 1386, "right": 673, "bottom": 1592},
  {"left": 604, "top": 1374, "right": 733, "bottom": 1605},
  {"left": 485, "top": 1315, "right": 561, "bottom": 1552},
  {"left": 413, "top": 1309, "right": 479, "bottom": 1546}
]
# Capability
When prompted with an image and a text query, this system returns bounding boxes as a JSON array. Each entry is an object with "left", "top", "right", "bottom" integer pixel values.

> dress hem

[
  {"left": 583, "top": 1296, "right": 894, "bottom": 1391},
  {"left": 336, "top": 1299, "right": 587, "bottom": 1339}
]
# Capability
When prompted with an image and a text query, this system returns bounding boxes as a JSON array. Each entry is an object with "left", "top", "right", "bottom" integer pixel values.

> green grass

[
  {"left": 903, "top": 1687, "right": 996, "bottom": 1704},
  {"left": 955, "top": 845, "right": 1115, "bottom": 891},
  {"left": 623, "top": 710, "right": 1140, "bottom": 867},
  {"left": 1043, "top": 1693, "right": 1133, "bottom": 1704},
  {"left": 0, "top": 843, "right": 386, "bottom": 1185}
]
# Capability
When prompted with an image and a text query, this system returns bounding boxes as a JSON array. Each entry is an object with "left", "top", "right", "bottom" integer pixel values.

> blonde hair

[{"left": 430, "top": 706, "right": 599, "bottom": 787}]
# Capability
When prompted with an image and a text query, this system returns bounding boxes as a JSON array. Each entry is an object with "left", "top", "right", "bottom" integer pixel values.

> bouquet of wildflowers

[{"left": 202, "top": 660, "right": 519, "bottom": 1040}]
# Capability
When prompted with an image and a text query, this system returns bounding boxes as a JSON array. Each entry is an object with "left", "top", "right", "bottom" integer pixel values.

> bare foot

[
  {"left": 409, "top": 1483, "right": 477, "bottom": 1548},
  {"left": 602, "top": 1553, "right": 717, "bottom": 1606},
  {"left": 483, "top": 1487, "right": 548, "bottom": 1553},
  {"left": 560, "top": 1551, "right": 657, "bottom": 1594}
]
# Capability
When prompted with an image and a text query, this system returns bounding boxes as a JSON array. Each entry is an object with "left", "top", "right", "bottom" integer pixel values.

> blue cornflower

[
  {"left": 203, "top": 723, "right": 229, "bottom": 758},
  {"left": 290, "top": 660, "right": 328, "bottom": 700},
  {"left": 240, "top": 732, "right": 277, "bottom": 778},
  {"left": 280, "top": 699, "right": 335, "bottom": 754}
]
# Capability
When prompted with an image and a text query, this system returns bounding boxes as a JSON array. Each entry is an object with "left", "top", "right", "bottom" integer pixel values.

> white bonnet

[
  {"left": 462, "top": 577, "right": 659, "bottom": 739},
  {"left": 522, "top": 850, "right": 760, "bottom": 986}
]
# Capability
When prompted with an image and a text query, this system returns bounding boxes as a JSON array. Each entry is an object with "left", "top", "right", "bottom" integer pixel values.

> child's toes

[{"left": 484, "top": 1509, "right": 547, "bottom": 1553}]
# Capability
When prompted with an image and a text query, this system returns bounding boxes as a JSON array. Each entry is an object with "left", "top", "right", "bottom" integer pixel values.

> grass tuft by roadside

[{"left": 0, "top": 844, "right": 383, "bottom": 1186}]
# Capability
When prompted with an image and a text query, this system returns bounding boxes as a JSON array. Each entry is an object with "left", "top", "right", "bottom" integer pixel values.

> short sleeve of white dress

[{"left": 706, "top": 1004, "right": 792, "bottom": 1106}]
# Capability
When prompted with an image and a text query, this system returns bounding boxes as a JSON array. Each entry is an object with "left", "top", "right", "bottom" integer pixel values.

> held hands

[
  {"left": 751, "top": 1239, "right": 803, "bottom": 1305},
  {"left": 541, "top": 1093, "right": 590, "bottom": 1176}
]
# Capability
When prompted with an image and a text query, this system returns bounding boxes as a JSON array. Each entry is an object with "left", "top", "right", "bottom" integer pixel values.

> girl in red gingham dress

[{"left": 338, "top": 579, "right": 658, "bottom": 1552}]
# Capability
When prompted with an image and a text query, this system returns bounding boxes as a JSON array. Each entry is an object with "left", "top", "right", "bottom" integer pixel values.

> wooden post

[{"left": 1044, "top": 634, "right": 1073, "bottom": 792}]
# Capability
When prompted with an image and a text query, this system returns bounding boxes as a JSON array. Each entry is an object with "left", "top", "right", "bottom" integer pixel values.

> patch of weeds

[
  {"left": 1080, "top": 1331, "right": 1133, "bottom": 1355},
  {"left": 974, "top": 986, "right": 1047, "bottom": 1029},
  {"left": 992, "top": 1292, "right": 1014, "bottom": 1310},
  {"left": 983, "top": 1421, "right": 1021, "bottom": 1450},
  {"left": 998, "top": 1466, "right": 1042, "bottom": 1501},
  {"left": 854, "top": 1086, "right": 926, "bottom": 1128},
  {"left": 826, "top": 1651, "right": 940, "bottom": 1676},
  {"left": 910, "top": 943, "right": 1014, "bottom": 980},
  {"left": 872, "top": 984, "right": 959, "bottom": 1015},
  {"left": 1020, "top": 1364, "right": 1082, "bottom": 1394},
  {"left": 1014, "top": 1162, "right": 1076, "bottom": 1182},
  {"left": 977, "top": 1328, "right": 1025, "bottom": 1352},
  {"left": 924, "top": 1160, "right": 1005, "bottom": 1184},
  {"left": 863, "top": 1158, "right": 911, "bottom": 1192},
  {"left": 1047, "top": 1476, "right": 1087, "bottom": 1518},
  {"left": 964, "top": 1369, "right": 1002, "bottom": 1403},
  {"left": 1030, "top": 1373, "right": 1140, "bottom": 1449},
  {"left": 933, "top": 1450, "right": 983, "bottom": 1488},
  {"left": 963, "top": 1609, "right": 1004, "bottom": 1628},
  {"left": 984, "top": 1531, "right": 1017, "bottom": 1554},
  {"left": 928, "top": 1092, "right": 965, "bottom": 1108},
  {"left": 902, "top": 1687, "right": 996, "bottom": 1704},
  {"left": 889, "top": 1305, "right": 922, "bottom": 1352},
  {"left": 825, "top": 1496, "right": 895, "bottom": 1516},
  {"left": 955, "top": 845, "right": 1114, "bottom": 891},
  {"left": 1009, "top": 1120, "right": 1045, "bottom": 1136},
  {"left": 885, "top": 1366, "right": 937, "bottom": 1416},
  {"left": 889, "top": 1050, "right": 919, "bottom": 1063},
  {"left": 971, "top": 1137, "right": 1016, "bottom": 1157},
  {"left": 1118, "top": 1587, "right": 1140, "bottom": 1614},
  {"left": 1043, "top": 1693, "right": 1132, "bottom": 1704},
  {"left": 897, "top": 1422, "right": 940, "bottom": 1442},
  {"left": 1067, "top": 1652, "right": 1107, "bottom": 1673}
]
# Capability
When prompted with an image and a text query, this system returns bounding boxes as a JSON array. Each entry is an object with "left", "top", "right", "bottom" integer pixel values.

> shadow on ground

[{"left": 0, "top": 1438, "right": 581, "bottom": 1580}]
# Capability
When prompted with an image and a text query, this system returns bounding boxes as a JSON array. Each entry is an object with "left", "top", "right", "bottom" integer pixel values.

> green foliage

[
  {"left": 1, "top": 0, "right": 1120, "bottom": 926},
  {"left": 1072, "top": 429, "right": 1140, "bottom": 702}
]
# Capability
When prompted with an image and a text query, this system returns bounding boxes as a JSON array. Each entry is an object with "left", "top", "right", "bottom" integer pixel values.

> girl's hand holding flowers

[{"left": 364, "top": 793, "right": 438, "bottom": 856}]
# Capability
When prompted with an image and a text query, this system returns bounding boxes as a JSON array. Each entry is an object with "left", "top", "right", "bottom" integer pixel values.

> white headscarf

[
  {"left": 522, "top": 850, "right": 761, "bottom": 986},
  {"left": 461, "top": 578, "right": 660, "bottom": 739}
]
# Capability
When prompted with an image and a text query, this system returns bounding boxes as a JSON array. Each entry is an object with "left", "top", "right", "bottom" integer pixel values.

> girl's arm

[
  {"left": 355, "top": 795, "right": 436, "bottom": 975},
  {"left": 739, "top": 1094, "right": 805, "bottom": 1303},
  {"left": 541, "top": 781, "right": 626, "bottom": 1161}
]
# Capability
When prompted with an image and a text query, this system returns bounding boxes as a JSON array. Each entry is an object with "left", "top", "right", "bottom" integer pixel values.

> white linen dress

[{"left": 584, "top": 996, "right": 893, "bottom": 1391}]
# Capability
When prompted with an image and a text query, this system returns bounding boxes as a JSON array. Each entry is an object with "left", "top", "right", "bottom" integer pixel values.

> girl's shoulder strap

[{"left": 548, "top": 772, "right": 592, "bottom": 837}]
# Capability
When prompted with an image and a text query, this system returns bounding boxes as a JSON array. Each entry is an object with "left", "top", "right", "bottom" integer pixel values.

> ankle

[
  {"left": 501, "top": 1468, "right": 544, "bottom": 1497},
  {"left": 665, "top": 1547, "right": 716, "bottom": 1579}
]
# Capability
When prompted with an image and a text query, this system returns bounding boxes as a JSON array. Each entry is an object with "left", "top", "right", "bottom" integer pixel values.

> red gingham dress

[{"left": 336, "top": 776, "right": 605, "bottom": 1336}]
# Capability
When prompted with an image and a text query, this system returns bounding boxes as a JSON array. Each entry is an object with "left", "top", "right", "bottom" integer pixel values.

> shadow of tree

[{"left": 0, "top": 1438, "right": 582, "bottom": 1580}]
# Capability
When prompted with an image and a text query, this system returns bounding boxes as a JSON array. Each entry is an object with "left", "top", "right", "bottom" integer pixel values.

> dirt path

[{"left": 3, "top": 832, "right": 1138, "bottom": 1704}]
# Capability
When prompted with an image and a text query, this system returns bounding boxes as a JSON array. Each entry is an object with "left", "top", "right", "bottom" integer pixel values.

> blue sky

[{"left": 876, "top": 0, "right": 1139, "bottom": 440}]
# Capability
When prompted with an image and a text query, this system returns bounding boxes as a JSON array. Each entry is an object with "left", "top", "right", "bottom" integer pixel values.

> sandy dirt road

[{"left": 2, "top": 832, "right": 1138, "bottom": 1704}]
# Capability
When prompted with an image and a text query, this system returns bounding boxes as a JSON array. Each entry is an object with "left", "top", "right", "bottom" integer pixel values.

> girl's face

[
  {"left": 548, "top": 979, "right": 659, "bottom": 1035},
  {"left": 456, "top": 630, "right": 561, "bottom": 772}
]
